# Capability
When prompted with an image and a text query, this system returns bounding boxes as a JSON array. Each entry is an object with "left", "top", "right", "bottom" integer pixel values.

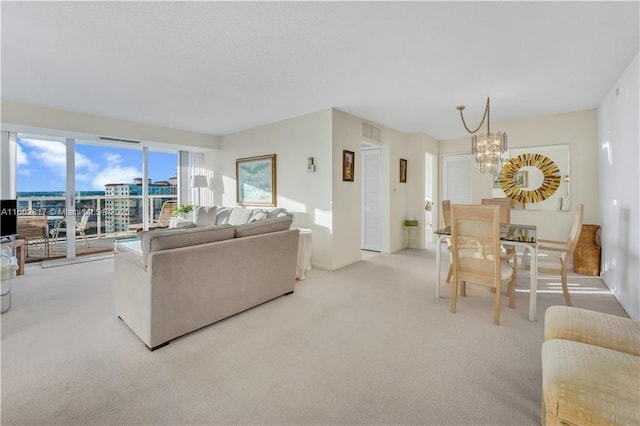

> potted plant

[{"left": 173, "top": 204, "right": 194, "bottom": 218}]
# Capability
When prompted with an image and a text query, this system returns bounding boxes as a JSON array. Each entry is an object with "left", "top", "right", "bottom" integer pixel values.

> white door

[
  {"left": 442, "top": 154, "right": 473, "bottom": 203},
  {"left": 361, "top": 147, "right": 381, "bottom": 251},
  {"left": 441, "top": 154, "right": 473, "bottom": 227}
]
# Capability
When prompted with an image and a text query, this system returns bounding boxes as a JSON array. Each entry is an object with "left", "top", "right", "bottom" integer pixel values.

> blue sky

[{"left": 17, "top": 138, "right": 177, "bottom": 192}]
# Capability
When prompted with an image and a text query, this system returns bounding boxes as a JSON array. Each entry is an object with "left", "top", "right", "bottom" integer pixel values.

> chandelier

[{"left": 456, "top": 97, "right": 508, "bottom": 173}]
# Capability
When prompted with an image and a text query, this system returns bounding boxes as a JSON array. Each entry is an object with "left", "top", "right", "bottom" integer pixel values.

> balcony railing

[{"left": 16, "top": 194, "right": 177, "bottom": 261}]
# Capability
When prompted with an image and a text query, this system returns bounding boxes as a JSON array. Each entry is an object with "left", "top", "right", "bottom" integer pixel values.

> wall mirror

[{"left": 492, "top": 144, "right": 570, "bottom": 211}]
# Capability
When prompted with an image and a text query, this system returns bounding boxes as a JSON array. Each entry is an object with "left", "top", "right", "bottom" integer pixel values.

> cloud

[
  {"left": 93, "top": 151, "right": 141, "bottom": 189},
  {"left": 104, "top": 152, "right": 122, "bottom": 165},
  {"left": 92, "top": 165, "right": 141, "bottom": 189},
  {"left": 19, "top": 138, "right": 97, "bottom": 177},
  {"left": 16, "top": 143, "right": 29, "bottom": 165},
  {"left": 17, "top": 139, "right": 143, "bottom": 190}
]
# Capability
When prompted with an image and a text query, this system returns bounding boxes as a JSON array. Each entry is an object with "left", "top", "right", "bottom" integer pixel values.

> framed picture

[
  {"left": 236, "top": 154, "right": 277, "bottom": 206},
  {"left": 343, "top": 150, "right": 355, "bottom": 182},
  {"left": 514, "top": 170, "right": 529, "bottom": 188},
  {"left": 399, "top": 158, "right": 407, "bottom": 183}
]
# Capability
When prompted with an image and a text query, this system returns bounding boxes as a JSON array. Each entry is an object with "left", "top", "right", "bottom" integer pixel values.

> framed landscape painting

[{"left": 236, "top": 154, "right": 277, "bottom": 206}]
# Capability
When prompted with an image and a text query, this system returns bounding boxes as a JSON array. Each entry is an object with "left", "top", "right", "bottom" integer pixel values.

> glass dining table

[{"left": 433, "top": 224, "right": 539, "bottom": 321}]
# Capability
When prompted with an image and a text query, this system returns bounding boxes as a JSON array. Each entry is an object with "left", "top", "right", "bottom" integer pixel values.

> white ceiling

[{"left": 2, "top": 1, "right": 638, "bottom": 141}]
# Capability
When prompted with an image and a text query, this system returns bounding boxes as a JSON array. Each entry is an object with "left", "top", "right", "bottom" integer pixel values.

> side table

[
  {"left": 1, "top": 239, "right": 25, "bottom": 276},
  {"left": 402, "top": 225, "right": 422, "bottom": 249},
  {"left": 296, "top": 229, "right": 312, "bottom": 280}
]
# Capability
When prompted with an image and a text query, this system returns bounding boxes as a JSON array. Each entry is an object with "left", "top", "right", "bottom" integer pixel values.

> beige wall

[
  {"left": 439, "top": 109, "right": 600, "bottom": 241},
  {"left": 1, "top": 100, "right": 218, "bottom": 151},
  {"left": 408, "top": 133, "right": 440, "bottom": 247},
  {"left": 331, "top": 110, "right": 365, "bottom": 268},
  {"left": 204, "top": 109, "right": 335, "bottom": 270},
  {"left": 331, "top": 109, "right": 439, "bottom": 256},
  {"left": 206, "top": 108, "right": 439, "bottom": 271}
]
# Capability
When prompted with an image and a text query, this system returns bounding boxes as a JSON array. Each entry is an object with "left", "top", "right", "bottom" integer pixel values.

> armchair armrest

[
  {"left": 538, "top": 239, "right": 569, "bottom": 253},
  {"left": 538, "top": 239, "right": 565, "bottom": 245}
]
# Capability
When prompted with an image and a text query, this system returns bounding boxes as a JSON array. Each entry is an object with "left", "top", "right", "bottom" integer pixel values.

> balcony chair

[
  {"left": 50, "top": 209, "right": 93, "bottom": 249},
  {"left": 127, "top": 201, "right": 177, "bottom": 233},
  {"left": 449, "top": 204, "right": 515, "bottom": 325},
  {"left": 17, "top": 215, "right": 50, "bottom": 258}
]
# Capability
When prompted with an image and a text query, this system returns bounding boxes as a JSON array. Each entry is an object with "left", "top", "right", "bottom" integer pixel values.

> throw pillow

[
  {"left": 266, "top": 208, "right": 286, "bottom": 218},
  {"left": 215, "top": 207, "right": 231, "bottom": 225},
  {"left": 234, "top": 216, "right": 293, "bottom": 238},
  {"left": 227, "top": 207, "right": 253, "bottom": 225},
  {"left": 194, "top": 206, "right": 218, "bottom": 227},
  {"left": 248, "top": 209, "right": 268, "bottom": 223}
]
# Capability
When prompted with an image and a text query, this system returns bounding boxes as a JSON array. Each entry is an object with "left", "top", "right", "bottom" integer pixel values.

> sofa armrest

[
  {"left": 544, "top": 306, "right": 640, "bottom": 356},
  {"left": 114, "top": 245, "right": 152, "bottom": 345}
]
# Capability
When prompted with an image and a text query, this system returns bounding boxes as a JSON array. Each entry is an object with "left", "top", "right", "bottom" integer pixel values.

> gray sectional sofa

[{"left": 114, "top": 206, "right": 299, "bottom": 350}]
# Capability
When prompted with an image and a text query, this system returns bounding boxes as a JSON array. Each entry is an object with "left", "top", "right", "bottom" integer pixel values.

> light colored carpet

[{"left": 0, "top": 244, "right": 628, "bottom": 425}]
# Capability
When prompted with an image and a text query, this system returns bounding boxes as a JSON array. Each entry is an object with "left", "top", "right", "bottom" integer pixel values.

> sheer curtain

[{"left": 178, "top": 151, "right": 214, "bottom": 206}]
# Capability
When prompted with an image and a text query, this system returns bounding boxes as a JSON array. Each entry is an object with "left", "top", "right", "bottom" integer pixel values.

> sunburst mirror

[{"left": 492, "top": 144, "right": 570, "bottom": 211}]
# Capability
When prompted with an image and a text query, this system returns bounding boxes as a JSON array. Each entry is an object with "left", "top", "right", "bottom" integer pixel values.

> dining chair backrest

[
  {"left": 481, "top": 198, "right": 511, "bottom": 224},
  {"left": 442, "top": 200, "right": 451, "bottom": 227},
  {"left": 451, "top": 204, "right": 501, "bottom": 286},
  {"left": 450, "top": 204, "right": 514, "bottom": 325}
]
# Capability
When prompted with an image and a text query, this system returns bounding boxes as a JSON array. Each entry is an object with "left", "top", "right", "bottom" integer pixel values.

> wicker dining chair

[
  {"left": 450, "top": 204, "right": 515, "bottom": 325},
  {"left": 536, "top": 203, "right": 584, "bottom": 306}
]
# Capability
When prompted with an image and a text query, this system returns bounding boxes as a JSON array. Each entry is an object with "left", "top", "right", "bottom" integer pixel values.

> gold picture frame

[
  {"left": 236, "top": 154, "right": 277, "bottom": 206},
  {"left": 399, "top": 158, "right": 407, "bottom": 183}
]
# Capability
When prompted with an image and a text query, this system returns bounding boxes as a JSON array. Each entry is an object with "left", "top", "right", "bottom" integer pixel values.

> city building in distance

[{"left": 104, "top": 178, "right": 176, "bottom": 233}]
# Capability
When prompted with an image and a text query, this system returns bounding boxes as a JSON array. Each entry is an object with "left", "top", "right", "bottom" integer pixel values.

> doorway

[
  {"left": 424, "top": 152, "right": 435, "bottom": 243},
  {"left": 361, "top": 142, "right": 381, "bottom": 252}
]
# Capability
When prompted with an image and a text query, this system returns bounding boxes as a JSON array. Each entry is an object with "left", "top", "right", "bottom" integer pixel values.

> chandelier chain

[{"left": 457, "top": 97, "right": 491, "bottom": 134}]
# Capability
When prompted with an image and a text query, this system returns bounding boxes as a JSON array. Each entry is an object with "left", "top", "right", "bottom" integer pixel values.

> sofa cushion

[
  {"left": 215, "top": 207, "right": 231, "bottom": 225},
  {"left": 173, "top": 222, "right": 197, "bottom": 229},
  {"left": 227, "top": 207, "right": 253, "bottom": 225},
  {"left": 141, "top": 224, "right": 234, "bottom": 267},
  {"left": 234, "top": 216, "right": 292, "bottom": 238},
  {"left": 194, "top": 206, "right": 218, "bottom": 227}
]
